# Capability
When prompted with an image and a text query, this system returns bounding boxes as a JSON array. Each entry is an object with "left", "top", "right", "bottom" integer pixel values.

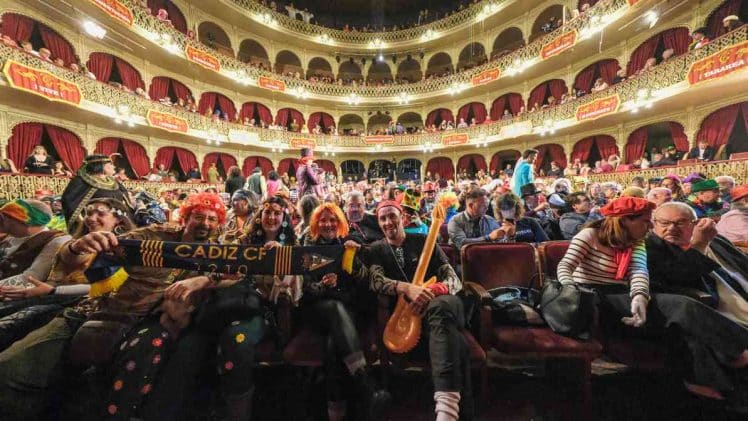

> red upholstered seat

[
  {"left": 537, "top": 241, "right": 570, "bottom": 280},
  {"left": 438, "top": 223, "right": 449, "bottom": 244},
  {"left": 493, "top": 326, "right": 601, "bottom": 357},
  {"left": 438, "top": 243, "right": 460, "bottom": 268},
  {"left": 462, "top": 330, "right": 487, "bottom": 364},
  {"left": 461, "top": 242, "right": 540, "bottom": 290}
]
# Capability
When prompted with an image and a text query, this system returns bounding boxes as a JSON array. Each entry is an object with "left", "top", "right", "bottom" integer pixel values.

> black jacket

[{"left": 687, "top": 146, "right": 716, "bottom": 161}]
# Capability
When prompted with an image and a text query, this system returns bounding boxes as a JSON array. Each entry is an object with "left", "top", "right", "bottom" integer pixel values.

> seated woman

[
  {"left": 24, "top": 145, "right": 53, "bottom": 174},
  {"left": 557, "top": 196, "right": 748, "bottom": 401},
  {"left": 492, "top": 192, "right": 549, "bottom": 243},
  {"left": 301, "top": 203, "right": 390, "bottom": 420}
]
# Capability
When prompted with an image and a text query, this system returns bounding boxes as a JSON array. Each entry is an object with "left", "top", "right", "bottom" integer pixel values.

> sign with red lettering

[
  {"left": 290, "top": 137, "right": 316, "bottom": 149},
  {"left": 471, "top": 68, "right": 501, "bottom": 86},
  {"left": 442, "top": 133, "right": 469, "bottom": 146},
  {"left": 3, "top": 60, "right": 82, "bottom": 106},
  {"left": 90, "top": 0, "right": 133, "bottom": 26},
  {"left": 258, "top": 76, "right": 286, "bottom": 92},
  {"left": 147, "top": 110, "right": 189, "bottom": 134},
  {"left": 185, "top": 45, "right": 221, "bottom": 72},
  {"left": 364, "top": 135, "right": 394, "bottom": 145},
  {"left": 575, "top": 94, "right": 621, "bottom": 122},
  {"left": 687, "top": 41, "right": 748, "bottom": 85},
  {"left": 540, "top": 30, "right": 578, "bottom": 60}
]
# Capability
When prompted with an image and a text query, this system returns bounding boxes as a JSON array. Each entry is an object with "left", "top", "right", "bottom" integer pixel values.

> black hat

[
  {"left": 253, "top": 167, "right": 261, "bottom": 173},
  {"left": 520, "top": 183, "right": 539, "bottom": 198}
]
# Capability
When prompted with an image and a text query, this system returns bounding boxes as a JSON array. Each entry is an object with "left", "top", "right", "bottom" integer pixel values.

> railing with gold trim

[
  {"left": 587, "top": 159, "right": 748, "bottom": 186},
  {"left": 1, "top": 25, "right": 746, "bottom": 151},
  {"left": 0, "top": 174, "right": 221, "bottom": 200}
]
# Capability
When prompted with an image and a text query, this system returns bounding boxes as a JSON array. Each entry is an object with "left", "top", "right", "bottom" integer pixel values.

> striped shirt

[{"left": 557, "top": 228, "right": 650, "bottom": 299}]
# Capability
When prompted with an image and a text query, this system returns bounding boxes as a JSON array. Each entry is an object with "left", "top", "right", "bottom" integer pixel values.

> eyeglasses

[{"left": 653, "top": 219, "right": 694, "bottom": 229}]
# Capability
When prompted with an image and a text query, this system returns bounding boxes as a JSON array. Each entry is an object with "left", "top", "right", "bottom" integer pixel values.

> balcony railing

[
  {"left": 1, "top": 25, "right": 745, "bottom": 151},
  {"left": 587, "top": 158, "right": 748, "bottom": 186},
  {"left": 121, "top": 0, "right": 627, "bottom": 100}
]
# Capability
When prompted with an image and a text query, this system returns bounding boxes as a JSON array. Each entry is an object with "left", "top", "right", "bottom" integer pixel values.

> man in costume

[
  {"left": 61, "top": 154, "right": 132, "bottom": 235},
  {"left": 296, "top": 148, "right": 325, "bottom": 199},
  {"left": 366, "top": 200, "right": 472, "bottom": 421}
]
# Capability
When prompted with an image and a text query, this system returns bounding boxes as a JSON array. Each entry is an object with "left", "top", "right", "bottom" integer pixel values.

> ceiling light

[
  {"left": 645, "top": 11, "right": 658, "bottom": 28},
  {"left": 377, "top": 53, "right": 384, "bottom": 62},
  {"left": 83, "top": 21, "right": 106, "bottom": 39}
]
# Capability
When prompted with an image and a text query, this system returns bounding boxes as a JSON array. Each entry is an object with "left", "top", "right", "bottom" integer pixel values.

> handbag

[{"left": 538, "top": 279, "right": 597, "bottom": 339}]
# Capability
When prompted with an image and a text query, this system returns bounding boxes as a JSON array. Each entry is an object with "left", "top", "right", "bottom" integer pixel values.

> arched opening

[
  {"left": 0, "top": 13, "right": 77, "bottom": 66},
  {"left": 396, "top": 57, "right": 423, "bottom": 83},
  {"left": 396, "top": 158, "right": 422, "bottom": 181},
  {"left": 341, "top": 160, "right": 365, "bottom": 181},
  {"left": 571, "top": 135, "right": 619, "bottom": 168},
  {"left": 8, "top": 123, "right": 85, "bottom": 174},
  {"left": 573, "top": 58, "right": 620, "bottom": 94},
  {"left": 147, "top": 0, "right": 188, "bottom": 34},
  {"left": 198, "top": 92, "right": 237, "bottom": 121},
  {"left": 397, "top": 112, "right": 424, "bottom": 133},
  {"left": 425, "top": 52, "right": 453, "bottom": 78},
  {"left": 367, "top": 61, "right": 393, "bottom": 84},
  {"left": 95, "top": 137, "right": 150, "bottom": 179},
  {"left": 149, "top": 76, "right": 193, "bottom": 103},
  {"left": 277, "top": 158, "right": 300, "bottom": 178},
  {"left": 530, "top": 5, "right": 567, "bottom": 42},
  {"left": 242, "top": 156, "right": 274, "bottom": 176},
  {"left": 306, "top": 57, "right": 334, "bottom": 81},
  {"left": 528, "top": 79, "right": 568, "bottom": 110},
  {"left": 367, "top": 113, "right": 392, "bottom": 135},
  {"left": 491, "top": 27, "right": 525, "bottom": 60},
  {"left": 308, "top": 112, "right": 336, "bottom": 134},
  {"left": 203, "top": 152, "right": 237, "bottom": 181},
  {"left": 627, "top": 27, "right": 690, "bottom": 75},
  {"left": 489, "top": 150, "right": 521, "bottom": 175},
  {"left": 275, "top": 108, "right": 305, "bottom": 132},
  {"left": 425, "top": 157, "right": 454, "bottom": 181},
  {"left": 87, "top": 52, "right": 145, "bottom": 91},
  {"left": 456, "top": 154, "right": 488, "bottom": 178},
  {"left": 456, "top": 102, "right": 488, "bottom": 126},
  {"left": 490, "top": 93, "right": 524, "bottom": 120},
  {"left": 239, "top": 102, "right": 273, "bottom": 127},
  {"left": 338, "top": 114, "right": 365, "bottom": 135},
  {"left": 706, "top": 0, "right": 748, "bottom": 39},
  {"left": 198, "top": 21, "right": 233, "bottom": 57},
  {"left": 368, "top": 159, "right": 395, "bottom": 181},
  {"left": 696, "top": 102, "right": 748, "bottom": 158},
  {"left": 153, "top": 146, "right": 198, "bottom": 181},
  {"left": 577, "top": 0, "right": 601, "bottom": 10},
  {"left": 456, "top": 42, "right": 487, "bottom": 71},
  {"left": 316, "top": 159, "right": 337, "bottom": 176},
  {"left": 533, "top": 144, "right": 567, "bottom": 174},
  {"left": 275, "top": 50, "right": 303, "bottom": 77},
  {"left": 425, "top": 109, "right": 455, "bottom": 129},
  {"left": 338, "top": 60, "right": 363, "bottom": 84},
  {"left": 625, "top": 122, "right": 689, "bottom": 164},
  {"left": 237, "top": 39, "right": 270, "bottom": 71}
]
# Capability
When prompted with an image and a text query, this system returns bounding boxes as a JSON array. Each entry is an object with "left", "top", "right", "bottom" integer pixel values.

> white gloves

[{"left": 622, "top": 294, "right": 648, "bottom": 327}]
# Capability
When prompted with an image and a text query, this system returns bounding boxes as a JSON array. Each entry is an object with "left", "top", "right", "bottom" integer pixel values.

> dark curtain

[
  {"left": 171, "top": 79, "right": 192, "bottom": 101},
  {"left": 216, "top": 95, "right": 237, "bottom": 121},
  {"left": 571, "top": 137, "right": 595, "bottom": 163},
  {"left": 507, "top": 94, "right": 523, "bottom": 115},
  {"left": 121, "top": 140, "right": 149, "bottom": 177},
  {"left": 547, "top": 144, "right": 567, "bottom": 168},
  {"left": 457, "top": 154, "right": 487, "bottom": 173},
  {"left": 87, "top": 53, "right": 115, "bottom": 84},
  {"left": 548, "top": 79, "right": 567, "bottom": 100},
  {"left": 277, "top": 158, "right": 298, "bottom": 176},
  {"left": 709, "top": 0, "right": 743, "bottom": 38},
  {"left": 426, "top": 157, "right": 454, "bottom": 180},
  {"left": 203, "top": 153, "right": 237, "bottom": 179},
  {"left": 240, "top": 102, "right": 273, "bottom": 125},
  {"left": 696, "top": 103, "right": 741, "bottom": 147},
  {"left": 242, "top": 156, "right": 273, "bottom": 176},
  {"left": 39, "top": 26, "right": 76, "bottom": 65},
  {"left": 490, "top": 96, "right": 507, "bottom": 120},
  {"left": 45, "top": 125, "right": 85, "bottom": 171},
  {"left": 198, "top": 92, "right": 219, "bottom": 115},
  {"left": 1, "top": 13, "right": 35, "bottom": 42},
  {"left": 625, "top": 127, "right": 648, "bottom": 163},
  {"left": 662, "top": 27, "right": 691, "bottom": 56},
  {"left": 574, "top": 65, "right": 596, "bottom": 93},
  {"left": 256, "top": 104, "right": 273, "bottom": 125},
  {"left": 528, "top": 83, "right": 548, "bottom": 108},
  {"left": 115, "top": 58, "right": 145, "bottom": 90},
  {"left": 175, "top": 148, "right": 198, "bottom": 174},
  {"left": 308, "top": 112, "right": 323, "bottom": 131},
  {"left": 153, "top": 147, "right": 176, "bottom": 170},
  {"left": 7, "top": 123, "right": 44, "bottom": 170},
  {"left": 596, "top": 135, "right": 619, "bottom": 160},
  {"left": 599, "top": 59, "right": 620, "bottom": 84},
  {"left": 149, "top": 77, "right": 170, "bottom": 100},
  {"left": 627, "top": 33, "right": 661, "bottom": 75},
  {"left": 489, "top": 150, "right": 520, "bottom": 173},
  {"left": 669, "top": 122, "right": 690, "bottom": 152},
  {"left": 147, "top": 0, "right": 188, "bottom": 34}
]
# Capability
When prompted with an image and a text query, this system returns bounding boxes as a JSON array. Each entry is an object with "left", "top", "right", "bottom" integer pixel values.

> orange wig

[
  {"left": 309, "top": 202, "right": 349, "bottom": 241},
  {"left": 179, "top": 192, "right": 227, "bottom": 225}
]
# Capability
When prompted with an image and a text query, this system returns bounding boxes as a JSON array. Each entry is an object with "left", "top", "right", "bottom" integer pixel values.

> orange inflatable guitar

[{"left": 383, "top": 204, "right": 446, "bottom": 353}]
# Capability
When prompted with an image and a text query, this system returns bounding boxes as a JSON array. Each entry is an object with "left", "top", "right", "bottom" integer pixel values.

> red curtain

[
  {"left": 242, "top": 156, "right": 274, "bottom": 176},
  {"left": 153, "top": 147, "right": 176, "bottom": 170},
  {"left": 709, "top": 0, "right": 742, "bottom": 38},
  {"left": 507, "top": 94, "right": 523, "bottom": 115},
  {"left": 1, "top": 13, "right": 35, "bottom": 42},
  {"left": 317, "top": 159, "right": 337, "bottom": 175},
  {"left": 275, "top": 109, "right": 290, "bottom": 127},
  {"left": 45, "top": 125, "right": 85, "bottom": 171},
  {"left": 490, "top": 96, "right": 507, "bottom": 120},
  {"left": 662, "top": 27, "right": 691, "bottom": 56},
  {"left": 457, "top": 154, "right": 487, "bottom": 172},
  {"left": 599, "top": 59, "right": 620, "bottom": 85},
  {"left": 571, "top": 137, "right": 595, "bottom": 163},
  {"left": 277, "top": 158, "right": 298, "bottom": 176},
  {"left": 595, "top": 135, "right": 619, "bottom": 160},
  {"left": 458, "top": 103, "right": 487, "bottom": 124},
  {"left": 170, "top": 79, "right": 191, "bottom": 101},
  {"left": 548, "top": 79, "right": 567, "bottom": 100},
  {"left": 547, "top": 144, "right": 567, "bottom": 168},
  {"left": 216, "top": 94, "right": 237, "bottom": 121},
  {"left": 696, "top": 103, "right": 741, "bottom": 147},
  {"left": 256, "top": 104, "right": 273, "bottom": 125},
  {"left": 94, "top": 138, "right": 120, "bottom": 156},
  {"left": 7, "top": 123, "right": 43, "bottom": 169},
  {"left": 115, "top": 58, "right": 145, "bottom": 90},
  {"left": 147, "top": 0, "right": 188, "bottom": 34},
  {"left": 574, "top": 65, "right": 596, "bottom": 93},
  {"left": 39, "top": 26, "right": 76, "bottom": 65},
  {"left": 426, "top": 109, "right": 454, "bottom": 126},
  {"left": 203, "top": 152, "right": 237, "bottom": 179},
  {"left": 87, "top": 53, "right": 115, "bottom": 84},
  {"left": 669, "top": 123, "right": 689, "bottom": 152},
  {"left": 625, "top": 127, "right": 649, "bottom": 163},
  {"left": 198, "top": 92, "right": 219, "bottom": 115},
  {"left": 627, "top": 33, "right": 660, "bottom": 75},
  {"left": 121, "top": 140, "right": 149, "bottom": 177},
  {"left": 149, "top": 77, "right": 169, "bottom": 100},
  {"left": 240, "top": 103, "right": 273, "bottom": 125},
  {"left": 440, "top": 109, "right": 454, "bottom": 123},
  {"left": 528, "top": 83, "right": 548, "bottom": 108},
  {"left": 175, "top": 148, "right": 198, "bottom": 174},
  {"left": 426, "top": 157, "right": 454, "bottom": 180},
  {"left": 308, "top": 112, "right": 322, "bottom": 131},
  {"left": 489, "top": 150, "right": 520, "bottom": 173}
]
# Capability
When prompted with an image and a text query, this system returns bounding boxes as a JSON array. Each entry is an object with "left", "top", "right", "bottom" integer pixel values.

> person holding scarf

[
  {"left": 300, "top": 202, "right": 390, "bottom": 420},
  {"left": 557, "top": 197, "right": 748, "bottom": 401}
]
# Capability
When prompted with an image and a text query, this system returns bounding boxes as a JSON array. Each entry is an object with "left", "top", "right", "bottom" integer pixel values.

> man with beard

[
  {"left": 345, "top": 191, "right": 383, "bottom": 244},
  {"left": 420, "top": 182, "right": 437, "bottom": 215},
  {"left": 367, "top": 200, "right": 472, "bottom": 421},
  {"left": 717, "top": 184, "right": 748, "bottom": 243}
]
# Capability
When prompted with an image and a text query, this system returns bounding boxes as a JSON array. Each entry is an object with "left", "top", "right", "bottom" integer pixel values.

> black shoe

[{"left": 353, "top": 369, "right": 391, "bottom": 420}]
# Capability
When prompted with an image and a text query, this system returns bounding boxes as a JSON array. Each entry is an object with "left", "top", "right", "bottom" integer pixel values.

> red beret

[
  {"left": 600, "top": 197, "right": 655, "bottom": 217},
  {"left": 376, "top": 200, "right": 403, "bottom": 215},
  {"left": 731, "top": 184, "right": 748, "bottom": 202}
]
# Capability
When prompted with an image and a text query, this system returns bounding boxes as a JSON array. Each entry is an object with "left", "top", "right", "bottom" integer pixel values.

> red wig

[
  {"left": 179, "top": 192, "right": 227, "bottom": 225},
  {"left": 309, "top": 202, "right": 349, "bottom": 241}
]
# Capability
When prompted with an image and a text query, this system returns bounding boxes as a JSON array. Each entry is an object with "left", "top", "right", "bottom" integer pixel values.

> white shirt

[{"left": 0, "top": 229, "right": 71, "bottom": 288}]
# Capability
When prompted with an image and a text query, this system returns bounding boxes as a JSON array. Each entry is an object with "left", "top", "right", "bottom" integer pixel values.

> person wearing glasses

[
  {"left": 559, "top": 192, "right": 603, "bottom": 240},
  {"left": 557, "top": 197, "right": 748, "bottom": 402}
]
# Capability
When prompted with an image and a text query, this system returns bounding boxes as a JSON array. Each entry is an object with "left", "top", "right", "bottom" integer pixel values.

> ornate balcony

[{"left": 587, "top": 158, "right": 748, "bottom": 186}]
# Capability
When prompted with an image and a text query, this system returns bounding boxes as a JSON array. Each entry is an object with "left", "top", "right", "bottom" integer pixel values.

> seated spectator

[
  {"left": 20, "top": 41, "right": 39, "bottom": 57},
  {"left": 23, "top": 145, "right": 53, "bottom": 174},
  {"left": 447, "top": 188, "right": 507, "bottom": 249},
  {"left": 457, "top": 118, "right": 468, "bottom": 129},
  {"left": 688, "top": 139, "right": 716, "bottom": 161},
  {"left": 591, "top": 78, "right": 609, "bottom": 92},
  {"left": 723, "top": 15, "right": 744, "bottom": 32},
  {"left": 687, "top": 179, "right": 729, "bottom": 219},
  {"left": 638, "top": 57, "right": 656, "bottom": 74},
  {"left": 51, "top": 161, "right": 72, "bottom": 177},
  {"left": 715, "top": 175, "right": 735, "bottom": 204},
  {"left": 547, "top": 161, "right": 564, "bottom": 178},
  {"left": 156, "top": 8, "right": 172, "bottom": 26},
  {"left": 38, "top": 48, "right": 52, "bottom": 62},
  {"left": 661, "top": 48, "right": 675, "bottom": 62},
  {"left": 559, "top": 192, "right": 602, "bottom": 239},
  {"left": 647, "top": 187, "right": 672, "bottom": 207},
  {"left": 690, "top": 27, "right": 710, "bottom": 50},
  {"left": 650, "top": 153, "right": 676, "bottom": 168},
  {"left": 612, "top": 68, "right": 627, "bottom": 84},
  {"left": 716, "top": 184, "right": 748, "bottom": 243},
  {"left": 493, "top": 192, "right": 548, "bottom": 243},
  {"left": 1, "top": 34, "right": 18, "bottom": 48}
]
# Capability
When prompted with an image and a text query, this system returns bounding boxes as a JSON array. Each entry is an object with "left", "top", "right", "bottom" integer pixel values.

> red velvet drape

[
  {"left": 696, "top": 103, "right": 746, "bottom": 147},
  {"left": 599, "top": 59, "right": 620, "bottom": 85},
  {"left": 308, "top": 112, "right": 332, "bottom": 131},
  {"left": 456, "top": 154, "right": 487, "bottom": 173},
  {"left": 489, "top": 150, "right": 520, "bottom": 173},
  {"left": 240, "top": 102, "right": 273, "bottom": 125},
  {"left": 426, "top": 157, "right": 454, "bottom": 180},
  {"left": 147, "top": 0, "right": 188, "bottom": 34},
  {"left": 571, "top": 137, "right": 595, "bottom": 163},
  {"left": 216, "top": 95, "right": 237, "bottom": 121},
  {"left": 149, "top": 77, "right": 191, "bottom": 101},
  {"left": 548, "top": 79, "right": 567, "bottom": 100},
  {"left": 87, "top": 53, "right": 114, "bottom": 84},
  {"left": 1, "top": 13, "right": 36, "bottom": 42},
  {"left": 175, "top": 148, "right": 198, "bottom": 174},
  {"left": 627, "top": 33, "right": 660, "bottom": 75},
  {"left": 198, "top": 92, "right": 218, "bottom": 115},
  {"left": 574, "top": 59, "right": 619, "bottom": 91},
  {"left": 277, "top": 158, "right": 298, "bottom": 176},
  {"left": 202, "top": 152, "right": 237, "bottom": 179},
  {"left": 242, "top": 156, "right": 274, "bottom": 176},
  {"left": 490, "top": 96, "right": 507, "bottom": 120},
  {"left": 39, "top": 26, "right": 76, "bottom": 66},
  {"left": 115, "top": 57, "right": 145, "bottom": 90},
  {"left": 507, "top": 94, "right": 523, "bottom": 115},
  {"left": 7, "top": 123, "right": 43, "bottom": 170},
  {"left": 275, "top": 109, "right": 304, "bottom": 130},
  {"left": 316, "top": 159, "right": 337, "bottom": 175},
  {"left": 709, "top": 0, "right": 743, "bottom": 38},
  {"left": 625, "top": 127, "right": 649, "bottom": 163},
  {"left": 200, "top": 92, "right": 236, "bottom": 120},
  {"left": 533, "top": 144, "right": 566, "bottom": 170},
  {"left": 426, "top": 109, "right": 454, "bottom": 127},
  {"left": 574, "top": 65, "right": 596, "bottom": 93},
  {"left": 153, "top": 147, "right": 176, "bottom": 170},
  {"left": 662, "top": 27, "right": 691, "bottom": 56},
  {"left": 171, "top": 79, "right": 192, "bottom": 101},
  {"left": 457, "top": 103, "right": 487, "bottom": 124},
  {"left": 45, "top": 125, "right": 85, "bottom": 171},
  {"left": 95, "top": 138, "right": 149, "bottom": 177},
  {"left": 595, "top": 135, "right": 619, "bottom": 160},
  {"left": 528, "top": 83, "right": 548, "bottom": 108},
  {"left": 94, "top": 138, "right": 120, "bottom": 156},
  {"left": 669, "top": 123, "right": 690, "bottom": 152}
]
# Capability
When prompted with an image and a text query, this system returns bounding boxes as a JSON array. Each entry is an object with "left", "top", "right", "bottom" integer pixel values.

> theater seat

[
  {"left": 438, "top": 223, "right": 449, "bottom": 243},
  {"left": 438, "top": 243, "right": 460, "bottom": 268},
  {"left": 493, "top": 326, "right": 601, "bottom": 357},
  {"left": 537, "top": 240, "right": 570, "bottom": 281}
]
